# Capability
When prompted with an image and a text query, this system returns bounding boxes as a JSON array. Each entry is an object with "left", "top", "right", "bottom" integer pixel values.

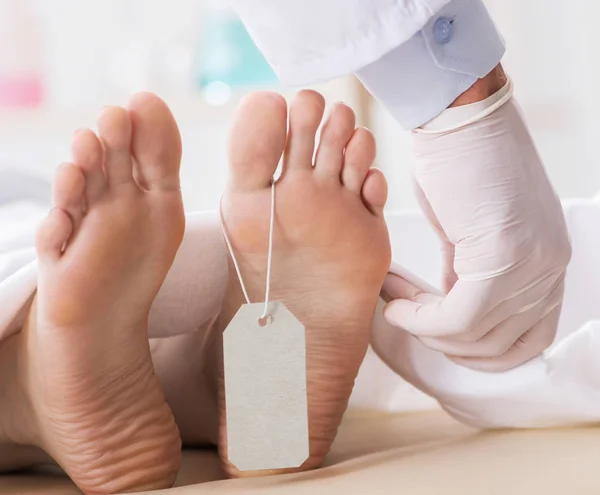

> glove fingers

[
  {"left": 418, "top": 298, "right": 557, "bottom": 357},
  {"left": 384, "top": 279, "right": 494, "bottom": 338},
  {"left": 382, "top": 272, "right": 441, "bottom": 304},
  {"left": 433, "top": 273, "right": 566, "bottom": 344},
  {"left": 383, "top": 261, "right": 564, "bottom": 345},
  {"left": 446, "top": 304, "right": 562, "bottom": 372}
]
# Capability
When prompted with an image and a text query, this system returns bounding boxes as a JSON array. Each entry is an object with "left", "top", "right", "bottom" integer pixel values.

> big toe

[
  {"left": 227, "top": 91, "right": 288, "bottom": 192},
  {"left": 128, "top": 92, "right": 182, "bottom": 192}
]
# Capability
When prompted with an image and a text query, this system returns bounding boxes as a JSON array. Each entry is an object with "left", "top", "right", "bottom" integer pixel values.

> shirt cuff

[{"left": 356, "top": 0, "right": 505, "bottom": 130}]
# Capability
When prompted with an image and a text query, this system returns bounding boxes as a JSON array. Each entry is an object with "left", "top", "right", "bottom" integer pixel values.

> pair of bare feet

[{"left": 0, "top": 90, "right": 391, "bottom": 494}]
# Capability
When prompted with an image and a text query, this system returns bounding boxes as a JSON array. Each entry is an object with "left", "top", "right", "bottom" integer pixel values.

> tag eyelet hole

[{"left": 258, "top": 316, "right": 272, "bottom": 327}]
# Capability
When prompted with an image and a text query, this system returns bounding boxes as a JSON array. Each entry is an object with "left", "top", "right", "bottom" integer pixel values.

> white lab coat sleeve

[{"left": 230, "top": 0, "right": 505, "bottom": 129}]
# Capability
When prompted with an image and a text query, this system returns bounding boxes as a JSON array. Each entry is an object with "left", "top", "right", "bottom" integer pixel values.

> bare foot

[
  {"left": 16, "top": 93, "right": 185, "bottom": 494},
  {"left": 218, "top": 90, "right": 391, "bottom": 476}
]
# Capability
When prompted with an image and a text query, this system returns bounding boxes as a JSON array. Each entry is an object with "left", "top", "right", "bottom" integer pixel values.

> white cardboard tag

[{"left": 223, "top": 302, "right": 309, "bottom": 471}]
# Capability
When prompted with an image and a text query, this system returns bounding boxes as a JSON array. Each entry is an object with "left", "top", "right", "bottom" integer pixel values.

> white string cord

[
  {"left": 221, "top": 215, "right": 251, "bottom": 306},
  {"left": 220, "top": 178, "right": 276, "bottom": 323},
  {"left": 263, "top": 178, "right": 275, "bottom": 319}
]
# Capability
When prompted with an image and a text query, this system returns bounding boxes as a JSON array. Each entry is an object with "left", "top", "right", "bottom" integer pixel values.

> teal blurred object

[{"left": 198, "top": 7, "right": 279, "bottom": 104}]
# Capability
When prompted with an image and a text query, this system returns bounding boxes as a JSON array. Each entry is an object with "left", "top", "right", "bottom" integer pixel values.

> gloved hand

[{"left": 383, "top": 89, "right": 572, "bottom": 371}]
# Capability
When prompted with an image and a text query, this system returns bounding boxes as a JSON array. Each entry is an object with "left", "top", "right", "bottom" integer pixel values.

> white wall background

[{"left": 0, "top": 0, "right": 363, "bottom": 211}]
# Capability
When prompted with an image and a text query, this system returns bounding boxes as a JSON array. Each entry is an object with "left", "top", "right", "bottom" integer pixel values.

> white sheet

[
  {"left": 0, "top": 170, "right": 49, "bottom": 338},
  {"left": 1, "top": 182, "right": 600, "bottom": 425}
]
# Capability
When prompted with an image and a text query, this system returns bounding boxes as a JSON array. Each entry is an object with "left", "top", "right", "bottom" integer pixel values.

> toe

[
  {"left": 283, "top": 90, "right": 325, "bottom": 174},
  {"left": 36, "top": 208, "right": 73, "bottom": 263},
  {"left": 228, "top": 91, "right": 288, "bottom": 192},
  {"left": 361, "top": 168, "right": 388, "bottom": 217},
  {"left": 342, "top": 127, "right": 376, "bottom": 194},
  {"left": 71, "top": 129, "right": 106, "bottom": 204},
  {"left": 52, "top": 163, "right": 86, "bottom": 230},
  {"left": 97, "top": 106, "right": 134, "bottom": 187},
  {"left": 314, "top": 103, "right": 356, "bottom": 181},
  {"left": 128, "top": 92, "right": 182, "bottom": 192}
]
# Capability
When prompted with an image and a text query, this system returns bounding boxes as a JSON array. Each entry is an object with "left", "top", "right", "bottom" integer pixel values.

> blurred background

[{"left": 0, "top": 0, "right": 596, "bottom": 215}]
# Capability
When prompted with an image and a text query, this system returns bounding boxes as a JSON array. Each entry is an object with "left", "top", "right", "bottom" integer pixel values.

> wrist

[{"left": 450, "top": 64, "right": 507, "bottom": 107}]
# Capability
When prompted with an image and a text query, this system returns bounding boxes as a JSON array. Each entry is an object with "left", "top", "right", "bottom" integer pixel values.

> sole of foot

[
  {"left": 19, "top": 93, "right": 185, "bottom": 494},
  {"left": 218, "top": 90, "right": 391, "bottom": 477}
]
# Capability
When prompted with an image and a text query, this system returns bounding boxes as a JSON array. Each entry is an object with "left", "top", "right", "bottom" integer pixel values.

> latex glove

[{"left": 383, "top": 90, "right": 572, "bottom": 372}]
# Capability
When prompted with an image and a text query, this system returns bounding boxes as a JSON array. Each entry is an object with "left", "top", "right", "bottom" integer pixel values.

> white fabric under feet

[
  {"left": 2, "top": 198, "right": 600, "bottom": 426},
  {"left": 0, "top": 210, "right": 229, "bottom": 342}
]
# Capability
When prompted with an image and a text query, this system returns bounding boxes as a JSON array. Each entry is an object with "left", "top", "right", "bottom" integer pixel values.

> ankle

[
  {"left": 0, "top": 334, "right": 39, "bottom": 448},
  {"left": 0, "top": 444, "right": 53, "bottom": 472}
]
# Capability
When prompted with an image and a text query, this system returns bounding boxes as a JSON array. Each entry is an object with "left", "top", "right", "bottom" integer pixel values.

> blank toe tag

[{"left": 223, "top": 301, "right": 309, "bottom": 471}]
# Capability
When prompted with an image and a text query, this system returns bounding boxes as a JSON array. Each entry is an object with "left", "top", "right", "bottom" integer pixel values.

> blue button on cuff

[
  {"left": 423, "top": 0, "right": 506, "bottom": 78},
  {"left": 356, "top": 0, "right": 505, "bottom": 129},
  {"left": 433, "top": 17, "right": 454, "bottom": 44}
]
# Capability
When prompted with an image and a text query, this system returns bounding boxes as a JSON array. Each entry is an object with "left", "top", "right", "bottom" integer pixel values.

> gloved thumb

[
  {"left": 382, "top": 263, "right": 445, "bottom": 332},
  {"left": 384, "top": 262, "right": 443, "bottom": 302}
]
